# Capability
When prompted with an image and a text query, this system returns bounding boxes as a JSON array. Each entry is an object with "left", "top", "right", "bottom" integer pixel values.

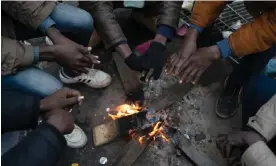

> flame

[
  {"left": 138, "top": 121, "right": 169, "bottom": 144},
  {"left": 108, "top": 104, "right": 142, "bottom": 120}
]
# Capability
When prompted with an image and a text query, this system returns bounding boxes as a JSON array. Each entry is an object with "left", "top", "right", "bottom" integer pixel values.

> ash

[{"left": 135, "top": 74, "right": 241, "bottom": 166}]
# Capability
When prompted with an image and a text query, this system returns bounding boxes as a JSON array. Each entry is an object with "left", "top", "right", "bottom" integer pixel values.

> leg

[
  {"left": 2, "top": 67, "right": 63, "bottom": 98},
  {"left": 216, "top": 46, "right": 276, "bottom": 118},
  {"left": 50, "top": 3, "right": 94, "bottom": 46},
  {"left": 241, "top": 72, "right": 276, "bottom": 127},
  {"left": 49, "top": 3, "right": 94, "bottom": 77},
  {"left": 224, "top": 46, "right": 276, "bottom": 97}
]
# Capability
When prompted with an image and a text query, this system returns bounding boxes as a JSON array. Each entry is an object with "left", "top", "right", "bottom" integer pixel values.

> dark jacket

[
  {"left": 79, "top": 1, "right": 182, "bottom": 48},
  {"left": 191, "top": 1, "right": 276, "bottom": 56},
  {"left": 1, "top": 90, "right": 66, "bottom": 166}
]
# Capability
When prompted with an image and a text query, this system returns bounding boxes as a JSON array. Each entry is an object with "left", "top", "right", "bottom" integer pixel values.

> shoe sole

[{"left": 215, "top": 99, "right": 237, "bottom": 119}]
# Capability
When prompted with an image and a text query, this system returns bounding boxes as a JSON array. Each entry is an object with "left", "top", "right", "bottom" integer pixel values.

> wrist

[
  {"left": 46, "top": 27, "right": 69, "bottom": 45},
  {"left": 39, "top": 99, "right": 48, "bottom": 112},
  {"left": 209, "top": 45, "right": 221, "bottom": 60},
  {"left": 185, "top": 28, "right": 199, "bottom": 42},
  {"left": 116, "top": 43, "right": 133, "bottom": 59},
  {"left": 38, "top": 45, "right": 56, "bottom": 61},
  {"left": 154, "top": 34, "right": 167, "bottom": 45}
]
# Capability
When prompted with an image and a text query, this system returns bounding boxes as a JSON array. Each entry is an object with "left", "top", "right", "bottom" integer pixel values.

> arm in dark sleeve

[
  {"left": 79, "top": 1, "right": 127, "bottom": 48},
  {"left": 1, "top": 90, "right": 40, "bottom": 133},
  {"left": 2, "top": 123, "right": 66, "bottom": 166},
  {"left": 156, "top": 1, "right": 182, "bottom": 40}
]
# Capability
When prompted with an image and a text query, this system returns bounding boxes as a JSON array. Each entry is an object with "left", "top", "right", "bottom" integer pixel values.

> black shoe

[{"left": 215, "top": 95, "right": 239, "bottom": 119}]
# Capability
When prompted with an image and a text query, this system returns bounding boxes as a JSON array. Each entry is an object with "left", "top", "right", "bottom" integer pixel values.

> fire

[
  {"left": 107, "top": 104, "right": 142, "bottom": 120},
  {"left": 138, "top": 121, "right": 169, "bottom": 144}
]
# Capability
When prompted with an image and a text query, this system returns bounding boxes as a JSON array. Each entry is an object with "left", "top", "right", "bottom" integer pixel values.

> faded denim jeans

[
  {"left": 2, "top": 3, "right": 93, "bottom": 98},
  {"left": 1, "top": 3, "right": 93, "bottom": 154}
]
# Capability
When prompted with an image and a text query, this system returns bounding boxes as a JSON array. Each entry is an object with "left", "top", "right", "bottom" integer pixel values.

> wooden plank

[
  {"left": 113, "top": 52, "right": 142, "bottom": 93},
  {"left": 111, "top": 136, "right": 151, "bottom": 166},
  {"left": 171, "top": 131, "right": 218, "bottom": 166}
]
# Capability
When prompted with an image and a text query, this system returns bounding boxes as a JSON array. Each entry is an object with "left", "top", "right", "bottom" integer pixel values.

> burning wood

[
  {"left": 107, "top": 103, "right": 142, "bottom": 120},
  {"left": 138, "top": 121, "right": 169, "bottom": 144},
  {"left": 107, "top": 102, "right": 169, "bottom": 145}
]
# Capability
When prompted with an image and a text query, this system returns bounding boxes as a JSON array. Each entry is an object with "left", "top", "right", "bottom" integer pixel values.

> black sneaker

[{"left": 215, "top": 95, "right": 239, "bottom": 119}]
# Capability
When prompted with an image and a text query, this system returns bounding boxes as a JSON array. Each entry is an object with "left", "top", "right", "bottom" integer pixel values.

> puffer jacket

[
  {"left": 79, "top": 1, "right": 182, "bottom": 48},
  {"left": 241, "top": 94, "right": 276, "bottom": 166},
  {"left": 1, "top": 1, "right": 56, "bottom": 75},
  {"left": 190, "top": 1, "right": 276, "bottom": 57}
]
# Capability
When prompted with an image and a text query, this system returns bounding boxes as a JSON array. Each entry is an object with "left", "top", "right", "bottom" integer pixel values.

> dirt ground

[{"left": 24, "top": 2, "right": 242, "bottom": 166}]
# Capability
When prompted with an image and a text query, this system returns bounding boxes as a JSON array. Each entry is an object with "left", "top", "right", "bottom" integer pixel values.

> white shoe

[
  {"left": 45, "top": 36, "right": 54, "bottom": 45},
  {"left": 64, "top": 124, "right": 87, "bottom": 148},
  {"left": 59, "top": 68, "right": 112, "bottom": 88}
]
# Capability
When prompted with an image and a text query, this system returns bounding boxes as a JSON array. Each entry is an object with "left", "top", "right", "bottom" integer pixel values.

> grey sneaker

[{"left": 215, "top": 96, "right": 239, "bottom": 119}]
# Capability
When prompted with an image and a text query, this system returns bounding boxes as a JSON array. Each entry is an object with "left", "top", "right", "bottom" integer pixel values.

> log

[{"left": 171, "top": 131, "right": 218, "bottom": 166}]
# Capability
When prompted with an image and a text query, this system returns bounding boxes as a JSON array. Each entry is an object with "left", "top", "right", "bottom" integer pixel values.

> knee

[{"left": 73, "top": 9, "right": 94, "bottom": 33}]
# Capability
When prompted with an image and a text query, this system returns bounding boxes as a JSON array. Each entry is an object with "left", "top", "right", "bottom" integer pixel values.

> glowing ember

[
  {"left": 107, "top": 104, "right": 142, "bottom": 120},
  {"left": 138, "top": 121, "right": 169, "bottom": 144}
]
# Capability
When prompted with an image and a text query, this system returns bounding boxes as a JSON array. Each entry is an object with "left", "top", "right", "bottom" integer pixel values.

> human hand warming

[
  {"left": 45, "top": 108, "right": 75, "bottom": 134},
  {"left": 165, "top": 28, "right": 198, "bottom": 76},
  {"left": 40, "top": 88, "right": 81, "bottom": 112},
  {"left": 178, "top": 45, "right": 220, "bottom": 84}
]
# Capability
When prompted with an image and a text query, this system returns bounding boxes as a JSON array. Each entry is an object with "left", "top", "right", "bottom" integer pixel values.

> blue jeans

[
  {"left": 2, "top": 3, "right": 93, "bottom": 98},
  {"left": 242, "top": 72, "right": 276, "bottom": 127}
]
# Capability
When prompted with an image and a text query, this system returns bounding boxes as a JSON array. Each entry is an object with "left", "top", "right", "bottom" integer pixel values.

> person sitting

[
  {"left": 1, "top": 1, "right": 111, "bottom": 95},
  {"left": 166, "top": 1, "right": 276, "bottom": 118},
  {"left": 216, "top": 94, "right": 276, "bottom": 166},
  {"left": 2, "top": 88, "right": 80, "bottom": 165},
  {"left": 79, "top": 1, "right": 182, "bottom": 81}
]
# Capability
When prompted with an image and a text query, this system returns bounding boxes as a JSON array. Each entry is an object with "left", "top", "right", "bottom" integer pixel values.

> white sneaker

[
  {"left": 64, "top": 124, "right": 87, "bottom": 148},
  {"left": 59, "top": 68, "right": 112, "bottom": 88}
]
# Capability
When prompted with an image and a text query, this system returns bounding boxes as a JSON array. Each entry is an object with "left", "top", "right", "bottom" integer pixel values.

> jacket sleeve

[
  {"left": 190, "top": 1, "right": 228, "bottom": 29},
  {"left": 1, "top": 1, "right": 56, "bottom": 30},
  {"left": 79, "top": 1, "right": 126, "bottom": 48},
  {"left": 241, "top": 141, "right": 276, "bottom": 166},
  {"left": 1, "top": 36, "right": 35, "bottom": 75},
  {"left": 1, "top": 90, "right": 40, "bottom": 133},
  {"left": 247, "top": 94, "right": 276, "bottom": 142},
  {"left": 229, "top": 9, "right": 276, "bottom": 56},
  {"left": 2, "top": 123, "right": 66, "bottom": 166},
  {"left": 158, "top": 1, "right": 182, "bottom": 29}
]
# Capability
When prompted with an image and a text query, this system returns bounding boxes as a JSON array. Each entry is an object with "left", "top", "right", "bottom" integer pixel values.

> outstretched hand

[{"left": 177, "top": 45, "right": 221, "bottom": 84}]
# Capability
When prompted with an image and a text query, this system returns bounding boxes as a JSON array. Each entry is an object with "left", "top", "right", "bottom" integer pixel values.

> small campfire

[{"left": 107, "top": 103, "right": 170, "bottom": 144}]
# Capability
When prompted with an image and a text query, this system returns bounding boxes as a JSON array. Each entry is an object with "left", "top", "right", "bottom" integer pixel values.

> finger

[
  {"left": 174, "top": 58, "right": 191, "bottom": 76},
  {"left": 84, "top": 54, "right": 101, "bottom": 65},
  {"left": 186, "top": 67, "right": 198, "bottom": 83},
  {"left": 66, "top": 88, "right": 81, "bottom": 98},
  {"left": 167, "top": 54, "right": 178, "bottom": 74},
  {"left": 179, "top": 65, "right": 194, "bottom": 83},
  {"left": 193, "top": 69, "right": 204, "bottom": 85},
  {"left": 165, "top": 53, "right": 176, "bottom": 72},
  {"left": 77, "top": 45, "right": 92, "bottom": 54},
  {"left": 225, "top": 144, "right": 233, "bottom": 159},
  {"left": 64, "top": 96, "right": 79, "bottom": 106},
  {"left": 145, "top": 68, "right": 154, "bottom": 82}
]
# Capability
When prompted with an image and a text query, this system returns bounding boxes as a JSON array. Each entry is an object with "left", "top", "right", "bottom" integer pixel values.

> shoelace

[{"left": 77, "top": 69, "right": 98, "bottom": 83}]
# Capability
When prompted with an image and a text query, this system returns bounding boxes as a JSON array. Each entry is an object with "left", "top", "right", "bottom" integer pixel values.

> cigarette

[
  {"left": 69, "top": 108, "right": 73, "bottom": 112},
  {"left": 78, "top": 96, "right": 84, "bottom": 101}
]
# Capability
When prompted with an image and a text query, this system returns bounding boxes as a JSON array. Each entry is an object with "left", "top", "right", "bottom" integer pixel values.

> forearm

[
  {"left": 38, "top": 45, "right": 57, "bottom": 61},
  {"left": 115, "top": 43, "right": 132, "bottom": 59},
  {"left": 46, "top": 27, "right": 71, "bottom": 45},
  {"left": 2, "top": 123, "right": 66, "bottom": 166}
]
